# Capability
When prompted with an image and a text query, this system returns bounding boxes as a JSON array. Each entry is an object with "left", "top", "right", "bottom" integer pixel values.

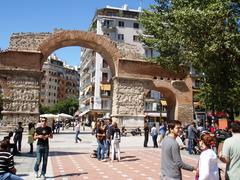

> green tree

[
  {"left": 140, "top": 0, "right": 240, "bottom": 117},
  {"left": 40, "top": 97, "right": 79, "bottom": 115}
]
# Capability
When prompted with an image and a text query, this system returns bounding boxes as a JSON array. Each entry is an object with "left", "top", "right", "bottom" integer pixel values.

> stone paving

[
  {"left": 50, "top": 148, "right": 197, "bottom": 180},
  {"left": 0, "top": 127, "right": 225, "bottom": 180}
]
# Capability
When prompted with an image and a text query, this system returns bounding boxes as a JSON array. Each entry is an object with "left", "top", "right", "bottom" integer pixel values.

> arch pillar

[
  {"left": 111, "top": 77, "right": 145, "bottom": 128},
  {"left": 0, "top": 68, "right": 42, "bottom": 127}
]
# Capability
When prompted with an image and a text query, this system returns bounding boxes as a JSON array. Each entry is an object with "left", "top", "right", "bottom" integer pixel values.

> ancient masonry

[{"left": 0, "top": 30, "right": 193, "bottom": 128}]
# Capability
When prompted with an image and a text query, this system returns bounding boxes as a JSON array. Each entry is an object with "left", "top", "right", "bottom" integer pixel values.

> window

[
  {"left": 118, "top": 21, "right": 124, "bottom": 27},
  {"left": 102, "top": 73, "right": 108, "bottom": 82},
  {"left": 133, "top": 35, "right": 140, "bottom": 42},
  {"left": 133, "top": 23, "right": 139, "bottom": 29},
  {"left": 103, "top": 20, "right": 114, "bottom": 28},
  {"left": 118, "top": 34, "right": 124, "bottom": 40}
]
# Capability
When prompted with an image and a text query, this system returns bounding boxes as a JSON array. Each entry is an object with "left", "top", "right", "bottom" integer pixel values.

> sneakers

[
  {"left": 101, "top": 159, "right": 107, "bottom": 162},
  {"left": 41, "top": 174, "right": 46, "bottom": 180},
  {"left": 35, "top": 171, "right": 39, "bottom": 178}
]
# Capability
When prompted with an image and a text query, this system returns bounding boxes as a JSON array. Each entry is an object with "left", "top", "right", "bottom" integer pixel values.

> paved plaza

[{"left": 0, "top": 127, "right": 225, "bottom": 180}]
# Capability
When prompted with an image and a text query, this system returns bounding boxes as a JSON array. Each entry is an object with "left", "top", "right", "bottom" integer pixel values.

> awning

[
  {"left": 101, "top": 84, "right": 111, "bottom": 91},
  {"left": 84, "top": 85, "right": 92, "bottom": 95},
  {"left": 160, "top": 100, "right": 167, "bottom": 106},
  {"left": 144, "top": 112, "right": 167, "bottom": 118},
  {"left": 145, "top": 112, "right": 160, "bottom": 117},
  {"left": 79, "top": 109, "right": 90, "bottom": 116}
]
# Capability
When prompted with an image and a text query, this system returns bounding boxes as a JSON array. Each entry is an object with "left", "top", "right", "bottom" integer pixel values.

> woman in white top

[{"left": 197, "top": 133, "right": 219, "bottom": 180}]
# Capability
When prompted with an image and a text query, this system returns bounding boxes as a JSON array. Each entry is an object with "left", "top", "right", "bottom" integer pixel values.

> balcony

[{"left": 80, "top": 104, "right": 93, "bottom": 112}]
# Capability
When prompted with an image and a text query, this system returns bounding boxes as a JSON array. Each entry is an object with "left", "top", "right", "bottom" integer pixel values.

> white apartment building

[
  {"left": 79, "top": 4, "right": 162, "bottom": 122},
  {"left": 41, "top": 54, "right": 80, "bottom": 107}
]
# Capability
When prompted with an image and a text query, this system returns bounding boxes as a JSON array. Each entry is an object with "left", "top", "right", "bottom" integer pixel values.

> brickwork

[
  {"left": 9, "top": 32, "right": 52, "bottom": 52},
  {"left": 0, "top": 30, "right": 193, "bottom": 127}
]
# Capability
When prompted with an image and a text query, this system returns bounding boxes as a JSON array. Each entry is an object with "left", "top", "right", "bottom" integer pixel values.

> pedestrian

[
  {"left": 187, "top": 121, "right": 198, "bottom": 154},
  {"left": 56, "top": 121, "right": 61, "bottom": 134},
  {"left": 196, "top": 132, "right": 219, "bottom": 180},
  {"left": 105, "top": 119, "right": 113, "bottom": 159},
  {"left": 75, "top": 121, "right": 82, "bottom": 143},
  {"left": 27, "top": 122, "right": 35, "bottom": 154},
  {"left": 96, "top": 121, "right": 106, "bottom": 161},
  {"left": 13, "top": 122, "right": 24, "bottom": 152},
  {"left": 0, "top": 140, "right": 23, "bottom": 180},
  {"left": 82, "top": 119, "right": 85, "bottom": 131},
  {"left": 143, "top": 121, "right": 149, "bottom": 147},
  {"left": 151, "top": 123, "right": 158, "bottom": 148},
  {"left": 111, "top": 122, "right": 121, "bottom": 162},
  {"left": 34, "top": 117, "right": 53, "bottom": 179},
  {"left": 161, "top": 120, "right": 196, "bottom": 179},
  {"left": 219, "top": 122, "right": 240, "bottom": 180},
  {"left": 110, "top": 122, "right": 121, "bottom": 162},
  {"left": 91, "top": 120, "right": 96, "bottom": 135},
  {"left": 158, "top": 122, "right": 166, "bottom": 147}
]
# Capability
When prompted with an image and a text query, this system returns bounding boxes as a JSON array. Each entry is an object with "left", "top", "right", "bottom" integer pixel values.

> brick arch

[
  {"left": 38, "top": 30, "right": 120, "bottom": 76},
  {"left": 150, "top": 77, "right": 193, "bottom": 123}
]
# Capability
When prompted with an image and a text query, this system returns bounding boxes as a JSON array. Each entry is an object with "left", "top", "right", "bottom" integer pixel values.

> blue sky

[{"left": 0, "top": 0, "right": 155, "bottom": 66}]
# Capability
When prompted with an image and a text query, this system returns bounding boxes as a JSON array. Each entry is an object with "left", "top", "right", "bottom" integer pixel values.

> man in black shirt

[{"left": 34, "top": 117, "right": 53, "bottom": 179}]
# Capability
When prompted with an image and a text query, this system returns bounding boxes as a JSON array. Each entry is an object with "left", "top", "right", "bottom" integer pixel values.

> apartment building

[
  {"left": 40, "top": 54, "right": 80, "bottom": 107},
  {"left": 79, "top": 4, "right": 162, "bottom": 122}
]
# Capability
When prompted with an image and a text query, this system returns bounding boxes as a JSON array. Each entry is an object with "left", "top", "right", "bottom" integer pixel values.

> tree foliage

[
  {"left": 40, "top": 97, "right": 79, "bottom": 115},
  {"left": 139, "top": 0, "right": 240, "bottom": 114}
]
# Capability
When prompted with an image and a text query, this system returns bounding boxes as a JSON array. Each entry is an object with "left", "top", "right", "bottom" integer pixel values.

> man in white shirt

[{"left": 151, "top": 123, "right": 158, "bottom": 148}]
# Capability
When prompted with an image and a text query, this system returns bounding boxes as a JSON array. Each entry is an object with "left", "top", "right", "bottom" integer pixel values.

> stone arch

[
  {"left": 38, "top": 30, "right": 120, "bottom": 76},
  {"left": 147, "top": 77, "right": 193, "bottom": 123}
]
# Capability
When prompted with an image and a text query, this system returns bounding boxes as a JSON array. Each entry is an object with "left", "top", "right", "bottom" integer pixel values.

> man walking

[
  {"left": 143, "top": 121, "right": 149, "bottom": 147},
  {"left": 161, "top": 120, "right": 196, "bottom": 179},
  {"left": 75, "top": 121, "right": 82, "bottom": 143},
  {"left": 219, "top": 122, "right": 240, "bottom": 180},
  {"left": 34, "top": 117, "right": 53, "bottom": 179},
  {"left": 187, "top": 122, "right": 198, "bottom": 154}
]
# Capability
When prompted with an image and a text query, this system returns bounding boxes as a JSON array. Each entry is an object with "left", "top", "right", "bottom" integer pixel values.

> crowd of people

[
  {"left": 90, "top": 119, "right": 121, "bottom": 162},
  {"left": 143, "top": 119, "right": 240, "bottom": 180},
  {"left": 1, "top": 116, "right": 240, "bottom": 180}
]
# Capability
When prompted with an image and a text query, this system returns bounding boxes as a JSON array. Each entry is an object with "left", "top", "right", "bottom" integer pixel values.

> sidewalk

[{"left": 0, "top": 127, "right": 225, "bottom": 179}]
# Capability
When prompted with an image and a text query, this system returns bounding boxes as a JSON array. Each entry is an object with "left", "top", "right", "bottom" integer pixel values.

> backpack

[{"left": 114, "top": 130, "right": 121, "bottom": 143}]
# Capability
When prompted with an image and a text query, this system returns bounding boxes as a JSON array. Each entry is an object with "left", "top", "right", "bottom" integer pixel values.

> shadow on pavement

[
  {"left": 120, "top": 155, "right": 140, "bottom": 162},
  {"left": 14, "top": 152, "right": 36, "bottom": 159},
  {"left": 17, "top": 173, "right": 29, "bottom": 177},
  {"left": 48, "top": 172, "right": 88, "bottom": 178},
  {"left": 49, "top": 151, "right": 88, "bottom": 157}
]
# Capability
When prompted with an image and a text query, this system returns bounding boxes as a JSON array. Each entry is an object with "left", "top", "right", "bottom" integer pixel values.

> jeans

[
  {"left": 152, "top": 134, "right": 158, "bottom": 148},
  {"left": 144, "top": 133, "right": 149, "bottom": 147},
  {"left": 188, "top": 139, "right": 194, "bottom": 154},
  {"left": 34, "top": 145, "right": 49, "bottom": 175},
  {"left": 0, "top": 172, "right": 23, "bottom": 180},
  {"left": 111, "top": 140, "right": 120, "bottom": 161},
  {"left": 105, "top": 139, "right": 111, "bottom": 158},
  {"left": 14, "top": 137, "right": 22, "bottom": 151},
  {"left": 97, "top": 140, "right": 105, "bottom": 160},
  {"left": 75, "top": 130, "right": 81, "bottom": 143}
]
